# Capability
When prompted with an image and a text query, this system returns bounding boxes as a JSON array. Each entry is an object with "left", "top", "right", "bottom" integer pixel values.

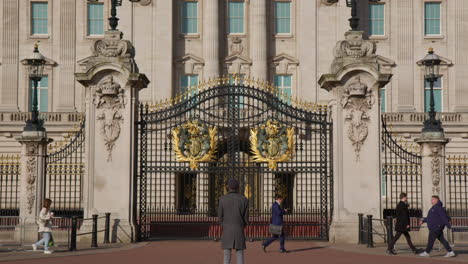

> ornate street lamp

[
  {"left": 24, "top": 43, "right": 46, "bottom": 132},
  {"left": 109, "top": 0, "right": 141, "bottom": 30},
  {"left": 346, "top": 0, "right": 381, "bottom": 31},
  {"left": 421, "top": 48, "right": 443, "bottom": 133}
]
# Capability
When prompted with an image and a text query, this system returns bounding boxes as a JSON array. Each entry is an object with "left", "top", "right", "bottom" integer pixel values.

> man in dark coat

[
  {"left": 386, "top": 193, "right": 418, "bottom": 255},
  {"left": 218, "top": 178, "right": 249, "bottom": 264},
  {"left": 261, "top": 194, "right": 287, "bottom": 253},
  {"left": 419, "top": 196, "right": 456, "bottom": 258}
]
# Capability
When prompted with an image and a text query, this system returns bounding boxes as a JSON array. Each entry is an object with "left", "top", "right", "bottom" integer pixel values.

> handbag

[{"left": 269, "top": 224, "right": 283, "bottom": 236}]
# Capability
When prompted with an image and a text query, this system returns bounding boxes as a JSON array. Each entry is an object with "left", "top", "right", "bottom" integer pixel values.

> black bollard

[
  {"left": 358, "top": 213, "right": 364, "bottom": 244},
  {"left": 104, "top": 213, "right": 111, "bottom": 244},
  {"left": 367, "top": 215, "right": 374, "bottom": 248},
  {"left": 386, "top": 216, "right": 394, "bottom": 245},
  {"left": 91, "top": 214, "right": 98, "bottom": 248},
  {"left": 69, "top": 216, "right": 77, "bottom": 251}
]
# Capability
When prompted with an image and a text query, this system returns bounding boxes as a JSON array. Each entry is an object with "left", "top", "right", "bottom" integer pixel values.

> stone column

[
  {"left": 203, "top": 0, "right": 220, "bottom": 78},
  {"left": 76, "top": 30, "right": 149, "bottom": 243},
  {"left": 16, "top": 131, "right": 50, "bottom": 242},
  {"left": 319, "top": 31, "right": 393, "bottom": 243},
  {"left": 250, "top": 0, "right": 268, "bottom": 80}
]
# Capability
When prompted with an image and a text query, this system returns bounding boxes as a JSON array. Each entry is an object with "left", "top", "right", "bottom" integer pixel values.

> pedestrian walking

[
  {"left": 218, "top": 178, "right": 249, "bottom": 264},
  {"left": 32, "top": 199, "right": 54, "bottom": 254},
  {"left": 419, "top": 195, "right": 456, "bottom": 258},
  {"left": 386, "top": 193, "right": 420, "bottom": 255},
  {"left": 262, "top": 194, "right": 287, "bottom": 253}
]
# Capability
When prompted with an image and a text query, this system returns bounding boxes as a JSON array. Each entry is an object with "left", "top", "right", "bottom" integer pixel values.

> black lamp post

[
  {"left": 109, "top": 0, "right": 141, "bottom": 31},
  {"left": 346, "top": 0, "right": 381, "bottom": 31},
  {"left": 421, "top": 48, "right": 443, "bottom": 133},
  {"left": 24, "top": 43, "right": 46, "bottom": 132}
]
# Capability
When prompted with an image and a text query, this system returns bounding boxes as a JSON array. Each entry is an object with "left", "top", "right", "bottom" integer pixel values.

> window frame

[
  {"left": 179, "top": 74, "right": 199, "bottom": 95},
  {"left": 380, "top": 87, "right": 387, "bottom": 113},
  {"left": 273, "top": 1, "right": 292, "bottom": 36},
  {"left": 30, "top": 1, "right": 50, "bottom": 37},
  {"left": 227, "top": 1, "right": 245, "bottom": 35},
  {"left": 368, "top": 3, "right": 385, "bottom": 37},
  {"left": 180, "top": 1, "right": 199, "bottom": 35},
  {"left": 424, "top": 2, "right": 442, "bottom": 37},
  {"left": 274, "top": 75, "right": 293, "bottom": 104},
  {"left": 87, "top": 2, "right": 105, "bottom": 37},
  {"left": 424, "top": 77, "right": 443, "bottom": 113}
]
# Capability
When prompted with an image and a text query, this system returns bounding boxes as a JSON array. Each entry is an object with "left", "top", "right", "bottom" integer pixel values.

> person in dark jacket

[
  {"left": 386, "top": 193, "right": 419, "bottom": 255},
  {"left": 218, "top": 178, "right": 249, "bottom": 264},
  {"left": 419, "top": 196, "right": 456, "bottom": 258},
  {"left": 261, "top": 194, "right": 287, "bottom": 253}
]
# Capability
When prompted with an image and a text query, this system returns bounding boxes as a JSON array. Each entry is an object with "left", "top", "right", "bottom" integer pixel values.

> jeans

[
  {"left": 35, "top": 232, "right": 51, "bottom": 251},
  {"left": 387, "top": 231, "right": 416, "bottom": 251},
  {"left": 223, "top": 249, "right": 244, "bottom": 264},
  {"left": 425, "top": 227, "right": 452, "bottom": 253},
  {"left": 263, "top": 232, "right": 285, "bottom": 250}
]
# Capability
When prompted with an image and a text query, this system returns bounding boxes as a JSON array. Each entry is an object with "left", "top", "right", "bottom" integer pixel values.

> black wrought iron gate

[{"left": 136, "top": 82, "right": 333, "bottom": 241}]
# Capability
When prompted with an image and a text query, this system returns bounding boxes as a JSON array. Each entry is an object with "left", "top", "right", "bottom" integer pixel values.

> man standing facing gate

[{"left": 218, "top": 178, "right": 249, "bottom": 264}]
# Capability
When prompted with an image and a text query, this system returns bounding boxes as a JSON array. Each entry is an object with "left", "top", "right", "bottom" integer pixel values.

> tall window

[
  {"left": 380, "top": 87, "right": 386, "bottom": 112},
  {"left": 368, "top": 4, "right": 384, "bottom": 36},
  {"left": 31, "top": 2, "right": 48, "bottom": 35},
  {"left": 274, "top": 2, "right": 291, "bottom": 34},
  {"left": 30, "top": 77, "right": 49, "bottom": 112},
  {"left": 228, "top": 1, "right": 245, "bottom": 34},
  {"left": 180, "top": 75, "right": 199, "bottom": 96},
  {"left": 87, "top": 3, "right": 104, "bottom": 36},
  {"left": 274, "top": 75, "right": 292, "bottom": 104},
  {"left": 425, "top": 2, "right": 441, "bottom": 35},
  {"left": 181, "top": 1, "right": 198, "bottom": 34},
  {"left": 424, "top": 78, "right": 442, "bottom": 112}
]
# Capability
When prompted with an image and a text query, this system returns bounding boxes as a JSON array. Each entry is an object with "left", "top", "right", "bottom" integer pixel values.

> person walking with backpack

[
  {"left": 386, "top": 193, "right": 419, "bottom": 255},
  {"left": 218, "top": 178, "right": 249, "bottom": 264},
  {"left": 419, "top": 195, "right": 456, "bottom": 258},
  {"left": 32, "top": 199, "right": 54, "bottom": 254},
  {"left": 262, "top": 194, "right": 287, "bottom": 253}
]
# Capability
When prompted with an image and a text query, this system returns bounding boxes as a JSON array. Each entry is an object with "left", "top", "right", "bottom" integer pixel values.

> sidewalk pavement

[{"left": 1, "top": 241, "right": 467, "bottom": 264}]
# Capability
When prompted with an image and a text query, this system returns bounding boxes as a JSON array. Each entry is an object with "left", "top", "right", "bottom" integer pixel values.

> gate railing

[
  {"left": 46, "top": 118, "right": 85, "bottom": 217},
  {"left": 446, "top": 155, "right": 468, "bottom": 224},
  {"left": 0, "top": 154, "right": 20, "bottom": 216},
  {"left": 381, "top": 116, "right": 422, "bottom": 229}
]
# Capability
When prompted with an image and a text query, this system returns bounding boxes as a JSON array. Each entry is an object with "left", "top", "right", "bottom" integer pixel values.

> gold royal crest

[
  {"left": 250, "top": 119, "right": 295, "bottom": 170},
  {"left": 172, "top": 119, "right": 218, "bottom": 170}
]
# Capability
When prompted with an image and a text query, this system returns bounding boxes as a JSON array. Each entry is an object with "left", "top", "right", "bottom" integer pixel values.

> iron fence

[
  {"left": 446, "top": 155, "right": 468, "bottom": 227},
  {"left": 0, "top": 154, "right": 20, "bottom": 216}
]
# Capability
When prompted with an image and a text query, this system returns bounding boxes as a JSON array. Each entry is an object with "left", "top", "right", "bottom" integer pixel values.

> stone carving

[
  {"left": 342, "top": 76, "right": 374, "bottom": 160},
  {"left": 430, "top": 145, "right": 442, "bottom": 195},
  {"left": 26, "top": 143, "right": 38, "bottom": 155},
  {"left": 229, "top": 37, "right": 244, "bottom": 56},
  {"left": 26, "top": 156, "right": 37, "bottom": 214},
  {"left": 334, "top": 33, "right": 376, "bottom": 59},
  {"left": 94, "top": 76, "right": 126, "bottom": 162},
  {"left": 92, "top": 33, "right": 134, "bottom": 58},
  {"left": 139, "top": 0, "right": 152, "bottom": 6}
]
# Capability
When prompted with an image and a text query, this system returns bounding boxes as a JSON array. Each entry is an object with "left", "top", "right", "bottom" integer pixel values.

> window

[
  {"left": 274, "top": 2, "right": 291, "bottom": 34},
  {"left": 424, "top": 78, "right": 442, "bottom": 112},
  {"left": 274, "top": 75, "right": 292, "bottom": 104},
  {"left": 181, "top": 1, "right": 198, "bottom": 34},
  {"left": 31, "top": 2, "right": 48, "bottom": 35},
  {"left": 369, "top": 4, "right": 384, "bottom": 36},
  {"left": 228, "top": 1, "right": 245, "bottom": 34},
  {"left": 380, "top": 87, "right": 386, "bottom": 112},
  {"left": 180, "top": 75, "right": 199, "bottom": 96},
  {"left": 87, "top": 3, "right": 104, "bottom": 36},
  {"left": 425, "top": 2, "right": 441, "bottom": 35},
  {"left": 30, "top": 76, "right": 49, "bottom": 112},
  {"left": 228, "top": 74, "right": 245, "bottom": 107}
]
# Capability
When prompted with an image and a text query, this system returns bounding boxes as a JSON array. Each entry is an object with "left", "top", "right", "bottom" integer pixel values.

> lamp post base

[
  {"left": 422, "top": 118, "right": 444, "bottom": 134},
  {"left": 24, "top": 119, "right": 45, "bottom": 132}
]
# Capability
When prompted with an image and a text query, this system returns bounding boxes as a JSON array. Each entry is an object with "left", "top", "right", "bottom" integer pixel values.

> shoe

[
  {"left": 412, "top": 248, "right": 423, "bottom": 254},
  {"left": 32, "top": 244, "right": 37, "bottom": 251},
  {"left": 280, "top": 249, "right": 288, "bottom": 253},
  {"left": 386, "top": 249, "right": 397, "bottom": 255},
  {"left": 419, "top": 251, "right": 430, "bottom": 257},
  {"left": 44, "top": 250, "right": 53, "bottom": 254},
  {"left": 261, "top": 245, "right": 267, "bottom": 253},
  {"left": 444, "top": 251, "right": 456, "bottom": 258}
]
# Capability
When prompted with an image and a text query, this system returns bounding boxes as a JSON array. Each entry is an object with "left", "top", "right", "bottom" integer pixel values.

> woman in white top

[{"left": 32, "top": 199, "right": 54, "bottom": 254}]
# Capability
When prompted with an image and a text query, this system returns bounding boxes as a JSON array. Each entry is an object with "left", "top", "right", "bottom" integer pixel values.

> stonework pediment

[
  {"left": 224, "top": 54, "right": 252, "bottom": 64},
  {"left": 175, "top": 53, "right": 205, "bottom": 75},
  {"left": 225, "top": 54, "right": 252, "bottom": 74},
  {"left": 271, "top": 53, "right": 299, "bottom": 74},
  {"left": 271, "top": 53, "right": 300, "bottom": 65}
]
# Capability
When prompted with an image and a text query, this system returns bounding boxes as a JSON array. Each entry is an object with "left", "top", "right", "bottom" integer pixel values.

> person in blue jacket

[
  {"left": 419, "top": 195, "right": 456, "bottom": 258},
  {"left": 262, "top": 194, "right": 287, "bottom": 253}
]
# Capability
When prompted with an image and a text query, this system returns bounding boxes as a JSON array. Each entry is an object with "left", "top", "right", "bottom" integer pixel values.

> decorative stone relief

[
  {"left": 229, "top": 37, "right": 244, "bottom": 56},
  {"left": 342, "top": 76, "right": 375, "bottom": 160},
  {"left": 94, "top": 76, "right": 126, "bottom": 162},
  {"left": 430, "top": 145, "right": 442, "bottom": 195},
  {"left": 26, "top": 156, "right": 37, "bottom": 214},
  {"left": 92, "top": 32, "right": 134, "bottom": 58},
  {"left": 138, "top": 0, "right": 152, "bottom": 6},
  {"left": 334, "top": 34, "right": 376, "bottom": 59}
]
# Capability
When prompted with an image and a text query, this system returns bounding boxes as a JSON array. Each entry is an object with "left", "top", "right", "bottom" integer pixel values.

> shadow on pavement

[{"left": 288, "top": 246, "right": 327, "bottom": 253}]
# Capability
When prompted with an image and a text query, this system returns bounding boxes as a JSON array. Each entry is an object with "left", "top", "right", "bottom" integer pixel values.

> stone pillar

[
  {"left": 76, "top": 30, "right": 149, "bottom": 243},
  {"left": 319, "top": 31, "right": 393, "bottom": 243},
  {"left": 16, "top": 131, "right": 50, "bottom": 242},
  {"left": 203, "top": 0, "right": 220, "bottom": 78},
  {"left": 416, "top": 133, "right": 450, "bottom": 217},
  {"left": 250, "top": 0, "right": 268, "bottom": 80}
]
